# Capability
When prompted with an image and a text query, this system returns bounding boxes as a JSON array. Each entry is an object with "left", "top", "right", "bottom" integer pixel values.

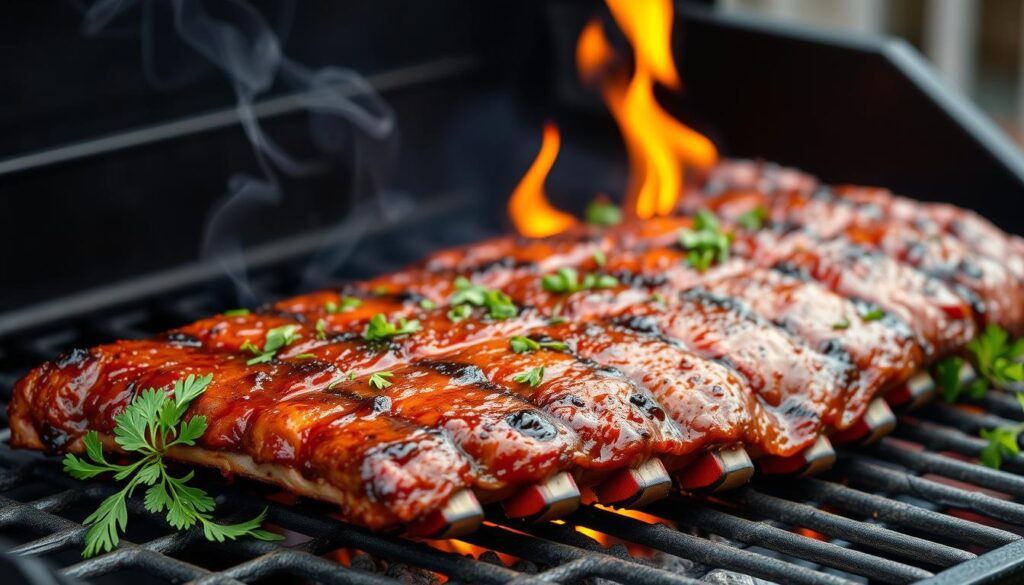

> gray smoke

[{"left": 79, "top": 0, "right": 398, "bottom": 303}]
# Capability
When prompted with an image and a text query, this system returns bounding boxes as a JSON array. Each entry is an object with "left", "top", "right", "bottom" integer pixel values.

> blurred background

[{"left": 721, "top": 0, "right": 1024, "bottom": 143}]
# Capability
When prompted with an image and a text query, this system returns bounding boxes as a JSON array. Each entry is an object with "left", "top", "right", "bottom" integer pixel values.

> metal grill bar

[
  {"left": 839, "top": 456, "right": 1024, "bottom": 524},
  {"left": 647, "top": 499, "right": 934, "bottom": 582},
  {"left": 866, "top": 438, "right": 1024, "bottom": 496},
  {"left": 566, "top": 506, "right": 855, "bottom": 585},
  {"left": 791, "top": 477, "right": 1019, "bottom": 549},
  {"left": 717, "top": 488, "right": 973, "bottom": 567}
]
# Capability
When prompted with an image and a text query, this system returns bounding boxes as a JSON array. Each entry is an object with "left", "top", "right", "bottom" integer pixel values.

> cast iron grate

[{"left": 2, "top": 207, "right": 1024, "bottom": 584}]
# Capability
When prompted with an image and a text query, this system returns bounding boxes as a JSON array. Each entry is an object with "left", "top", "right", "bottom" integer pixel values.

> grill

[{"left": 6, "top": 2, "right": 1024, "bottom": 584}]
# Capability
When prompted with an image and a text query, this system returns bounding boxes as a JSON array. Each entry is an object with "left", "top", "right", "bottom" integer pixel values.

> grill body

[{"left": 3, "top": 3, "right": 1024, "bottom": 584}]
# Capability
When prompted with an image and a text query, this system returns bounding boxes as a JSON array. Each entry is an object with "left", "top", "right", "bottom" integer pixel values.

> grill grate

[{"left": 2, "top": 208, "right": 1024, "bottom": 584}]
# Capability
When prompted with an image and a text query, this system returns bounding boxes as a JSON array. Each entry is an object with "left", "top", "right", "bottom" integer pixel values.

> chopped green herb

[
  {"left": 363, "top": 313, "right": 421, "bottom": 342},
  {"left": 592, "top": 249, "right": 606, "bottom": 268},
  {"left": 677, "top": 210, "right": 733, "bottom": 272},
  {"left": 832, "top": 318, "right": 850, "bottom": 330},
  {"left": 242, "top": 324, "right": 302, "bottom": 365},
  {"left": 541, "top": 267, "right": 619, "bottom": 294},
  {"left": 585, "top": 199, "right": 623, "bottom": 227},
  {"left": 449, "top": 277, "right": 518, "bottom": 320},
  {"left": 447, "top": 305, "right": 473, "bottom": 322},
  {"left": 861, "top": 308, "right": 886, "bottom": 322},
  {"left": 326, "top": 296, "right": 363, "bottom": 314},
  {"left": 62, "top": 374, "right": 280, "bottom": 558},
  {"left": 549, "top": 304, "right": 567, "bottom": 325},
  {"left": 223, "top": 309, "right": 250, "bottom": 317},
  {"left": 512, "top": 366, "right": 545, "bottom": 388},
  {"left": 935, "top": 356, "right": 986, "bottom": 403},
  {"left": 371, "top": 286, "right": 391, "bottom": 296},
  {"left": 368, "top": 371, "right": 394, "bottom": 390},
  {"left": 419, "top": 298, "right": 437, "bottom": 310},
  {"left": 509, "top": 336, "right": 568, "bottom": 354},
  {"left": 979, "top": 392, "right": 1024, "bottom": 469},
  {"left": 736, "top": 206, "right": 768, "bottom": 231},
  {"left": 293, "top": 353, "right": 315, "bottom": 360},
  {"left": 315, "top": 319, "right": 328, "bottom": 341},
  {"left": 967, "top": 324, "right": 1024, "bottom": 390}
]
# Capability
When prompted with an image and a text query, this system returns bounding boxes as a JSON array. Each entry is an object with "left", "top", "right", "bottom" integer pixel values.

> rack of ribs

[{"left": 10, "top": 160, "right": 1023, "bottom": 535}]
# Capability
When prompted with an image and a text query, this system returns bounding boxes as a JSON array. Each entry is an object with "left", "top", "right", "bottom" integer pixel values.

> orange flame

[
  {"left": 581, "top": 0, "right": 718, "bottom": 219},
  {"left": 507, "top": 122, "right": 580, "bottom": 237}
]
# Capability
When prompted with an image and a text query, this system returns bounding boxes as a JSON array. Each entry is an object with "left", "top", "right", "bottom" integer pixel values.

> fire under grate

[{"left": 2, "top": 207, "right": 1024, "bottom": 584}]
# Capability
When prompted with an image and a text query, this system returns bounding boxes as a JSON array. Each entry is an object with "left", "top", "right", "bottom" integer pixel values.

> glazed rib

[{"left": 8, "top": 340, "right": 472, "bottom": 529}]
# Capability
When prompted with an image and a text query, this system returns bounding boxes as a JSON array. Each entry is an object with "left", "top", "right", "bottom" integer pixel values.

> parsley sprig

[
  {"left": 509, "top": 336, "right": 567, "bottom": 354},
  {"left": 449, "top": 277, "right": 518, "bottom": 320},
  {"left": 241, "top": 324, "right": 302, "bottom": 365},
  {"left": 512, "top": 366, "right": 545, "bottom": 388},
  {"left": 363, "top": 313, "right": 422, "bottom": 342},
  {"left": 933, "top": 325, "right": 1024, "bottom": 469},
  {"left": 678, "top": 210, "right": 733, "bottom": 272},
  {"left": 368, "top": 371, "right": 395, "bottom": 389},
  {"left": 541, "top": 267, "right": 618, "bottom": 294},
  {"left": 63, "top": 374, "right": 280, "bottom": 558},
  {"left": 736, "top": 206, "right": 768, "bottom": 231},
  {"left": 326, "top": 296, "right": 363, "bottom": 314},
  {"left": 585, "top": 199, "right": 623, "bottom": 227}
]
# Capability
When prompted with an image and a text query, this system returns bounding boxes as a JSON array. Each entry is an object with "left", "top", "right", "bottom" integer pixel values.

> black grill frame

[{"left": 2, "top": 206, "right": 1024, "bottom": 585}]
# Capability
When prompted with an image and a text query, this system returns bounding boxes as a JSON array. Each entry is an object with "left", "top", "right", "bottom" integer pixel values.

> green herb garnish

[
  {"left": 585, "top": 200, "right": 623, "bottom": 227},
  {"left": 368, "top": 371, "right": 394, "bottom": 390},
  {"left": 326, "top": 296, "right": 363, "bottom": 314},
  {"left": 223, "top": 309, "right": 250, "bottom": 317},
  {"left": 293, "top": 353, "right": 315, "bottom": 360},
  {"left": 736, "top": 206, "right": 768, "bottom": 231},
  {"left": 449, "top": 277, "right": 518, "bottom": 320},
  {"left": 315, "top": 319, "right": 328, "bottom": 341},
  {"left": 967, "top": 324, "right": 1024, "bottom": 389},
  {"left": 592, "top": 249, "right": 607, "bottom": 268},
  {"left": 241, "top": 324, "right": 302, "bottom": 365},
  {"left": 861, "top": 308, "right": 886, "bottom": 322},
  {"left": 62, "top": 374, "right": 281, "bottom": 558},
  {"left": 678, "top": 210, "right": 733, "bottom": 272},
  {"left": 447, "top": 305, "right": 473, "bottom": 322},
  {"left": 363, "top": 313, "right": 421, "bottom": 342},
  {"left": 832, "top": 318, "right": 850, "bottom": 330},
  {"left": 979, "top": 393, "right": 1024, "bottom": 469},
  {"left": 541, "top": 267, "right": 618, "bottom": 294},
  {"left": 509, "top": 336, "right": 568, "bottom": 354},
  {"left": 419, "top": 299, "right": 437, "bottom": 310},
  {"left": 512, "top": 366, "right": 545, "bottom": 388}
]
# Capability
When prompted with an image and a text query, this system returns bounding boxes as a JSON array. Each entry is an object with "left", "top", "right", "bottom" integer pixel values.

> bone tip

[
  {"left": 406, "top": 489, "right": 483, "bottom": 538},
  {"left": 595, "top": 458, "right": 673, "bottom": 508},
  {"left": 502, "top": 471, "right": 581, "bottom": 522},
  {"left": 832, "top": 397, "right": 897, "bottom": 446},
  {"left": 675, "top": 446, "right": 754, "bottom": 493}
]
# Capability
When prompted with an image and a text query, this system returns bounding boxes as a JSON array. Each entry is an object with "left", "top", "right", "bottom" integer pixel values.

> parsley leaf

[
  {"left": 541, "top": 267, "right": 619, "bottom": 294},
  {"left": 449, "top": 277, "right": 518, "bottom": 320},
  {"left": 315, "top": 319, "right": 328, "bottom": 341},
  {"left": 512, "top": 366, "right": 545, "bottom": 387},
  {"left": 585, "top": 199, "right": 623, "bottom": 227},
  {"left": 242, "top": 324, "right": 302, "bottom": 365},
  {"left": 368, "top": 371, "right": 394, "bottom": 389},
  {"left": 223, "top": 309, "right": 250, "bottom": 317},
  {"left": 363, "top": 313, "right": 421, "bottom": 342},
  {"left": 861, "top": 307, "right": 886, "bottom": 322},
  {"left": 509, "top": 336, "right": 567, "bottom": 354},
  {"left": 419, "top": 298, "right": 437, "bottom": 310},
  {"left": 832, "top": 318, "right": 850, "bottom": 330},
  {"left": 592, "top": 249, "right": 607, "bottom": 268},
  {"left": 967, "top": 324, "right": 1024, "bottom": 390},
  {"left": 447, "top": 305, "right": 473, "bottom": 322},
  {"left": 325, "top": 296, "right": 363, "bottom": 314},
  {"left": 736, "top": 206, "right": 768, "bottom": 231},
  {"left": 678, "top": 210, "right": 733, "bottom": 272},
  {"left": 62, "top": 374, "right": 280, "bottom": 557}
]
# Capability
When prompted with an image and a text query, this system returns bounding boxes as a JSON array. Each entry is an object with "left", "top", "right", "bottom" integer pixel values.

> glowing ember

[
  {"left": 510, "top": 0, "right": 718, "bottom": 236},
  {"left": 507, "top": 122, "right": 580, "bottom": 237}
]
